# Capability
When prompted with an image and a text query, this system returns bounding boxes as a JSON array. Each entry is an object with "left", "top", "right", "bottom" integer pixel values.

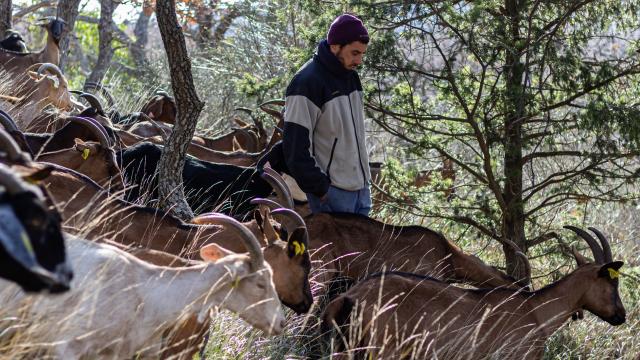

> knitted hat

[{"left": 327, "top": 14, "right": 369, "bottom": 45}]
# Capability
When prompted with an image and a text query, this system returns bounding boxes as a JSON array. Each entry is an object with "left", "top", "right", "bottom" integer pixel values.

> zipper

[
  {"left": 347, "top": 94, "right": 367, "bottom": 188},
  {"left": 325, "top": 137, "right": 338, "bottom": 179}
]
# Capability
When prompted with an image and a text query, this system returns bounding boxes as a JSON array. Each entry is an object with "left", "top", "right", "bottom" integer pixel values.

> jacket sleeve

[{"left": 283, "top": 95, "right": 330, "bottom": 198}]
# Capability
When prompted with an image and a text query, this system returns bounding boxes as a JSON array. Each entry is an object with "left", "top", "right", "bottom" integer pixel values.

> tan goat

[
  {"left": 1, "top": 63, "right": 78, "bottom": 129},
  {"left": 322, "top": 226, "right": 625, "bottom": 359}
]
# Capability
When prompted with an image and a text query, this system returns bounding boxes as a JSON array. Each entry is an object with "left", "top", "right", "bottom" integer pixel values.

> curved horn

[
  {"left": 155, "top": 90, "right": 171, "bottom": 98},
  {"left": 0, "top": 110, "right": 19, "bottom": 132},
  {"left": 65, "top": 117, "right": 111, "bottom": 148},
  {"left": 270, "top": 207, "right": 307, "bottom": 239},
  {"left": 250, "top": 197, "right": 281, "bottom": 210},
  {"left": 587, "top": 227, "right": 613, "bottom": 263},
  {"left": 80, "top": 93, "right": 104, "bottom": 113},
  {"left": 83, "top": 82, "right": 115, "bottom": 108},
  {"left": 36, "top": 63, "right": 64, "bottom": 79},
  {"left": 262, "top": 167, "right": 293, "bottom": 203},
  {"left": 259, "top": 99, "right": 285, "bottom": 107},
  {"left": 191, "top": 213, "right": 264, "bottom": 272},
  {"left": 563, "top": 225, "right": 605, "bottom": 264},
  {"left": 260, "top": 170, "right": 294, "bottom": 209}
]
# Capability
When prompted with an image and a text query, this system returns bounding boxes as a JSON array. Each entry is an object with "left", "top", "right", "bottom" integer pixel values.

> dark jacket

[{"left": 283, "top": 40, "right": 370, "bottom": 197}]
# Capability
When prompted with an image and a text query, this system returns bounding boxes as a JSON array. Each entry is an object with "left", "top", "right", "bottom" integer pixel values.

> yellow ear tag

[
  {"left": 81, "top": 148, "right": 90, "bottom": 160},
  {"left": 608, "top": 268, "right": 620, "bottom": 280},
  {"left": 231, "top": 277, "right": 240, "bottom": 289},
  {"left": 20, "top": 232, "right": 35, "bottom": 256},
  {"left": 292, "top": 241, "right": 306, "bottom": 256}
]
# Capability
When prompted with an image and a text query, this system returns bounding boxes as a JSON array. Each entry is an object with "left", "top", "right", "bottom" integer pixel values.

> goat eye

[{"left": 256, "top": 282, "right": 266, "bottom": 290}]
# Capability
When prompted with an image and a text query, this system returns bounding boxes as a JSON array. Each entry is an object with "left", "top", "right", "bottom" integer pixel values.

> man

[{"left": 283, "top": 13, "right": 372, "bottom": 216}]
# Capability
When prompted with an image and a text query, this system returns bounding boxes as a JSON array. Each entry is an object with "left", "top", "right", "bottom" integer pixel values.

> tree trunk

[
  {"left": 0, "top": 0, "right": 11, "bottom": 35},
  {"left": 56, "top": 0, "right": 82, "bottom": 71},
  {"left": 155, "top": 0, "right": 205, "bottom": 221},
  {"left": 86, "top": 0, "right": 119, "bottom": 84},
  {"left": 502, "top": 0, "right": 529, "bottom": 285},
  {"left": 131, "top": 1, "right": 153, "bottom": 67}
]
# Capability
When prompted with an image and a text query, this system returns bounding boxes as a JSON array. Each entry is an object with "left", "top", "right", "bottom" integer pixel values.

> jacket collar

[{"left": 314, "top": 39, "right": 353, "bottom": 77}]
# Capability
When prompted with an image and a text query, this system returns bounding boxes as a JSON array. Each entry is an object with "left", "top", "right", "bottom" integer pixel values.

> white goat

[{"left": 0, "top": 214, "right": 285, "bottom": 359}]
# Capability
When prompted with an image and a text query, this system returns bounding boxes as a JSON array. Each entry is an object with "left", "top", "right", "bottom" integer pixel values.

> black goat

[
  {"left": 0, "top": 162, "right": 72, "bottom": 293},
  {"left": 118, "top": 141, "right": 279, "bottom": 217}
]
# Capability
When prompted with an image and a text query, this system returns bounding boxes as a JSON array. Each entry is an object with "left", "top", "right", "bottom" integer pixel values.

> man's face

[{"left": 330, "top": 41, "right": 368, "bottom": 71}]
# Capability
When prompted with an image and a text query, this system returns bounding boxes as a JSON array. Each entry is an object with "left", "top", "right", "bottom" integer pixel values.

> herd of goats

[{"left": 0, "top": 17, "right": 628, "bottom": 359}]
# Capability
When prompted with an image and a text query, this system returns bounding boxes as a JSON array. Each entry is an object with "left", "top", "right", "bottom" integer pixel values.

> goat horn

[
  {"left": 563, "top": 225, "right": 605, "bottom": 264},
  {"left": 262, "top": 167, "right": 293, "bottom": 203},
  {"left": 66, "top": 117, "right": 111, "bottom": 148},
  {"left": 260, "top": 170, "right": 294, "bottom": 209},
  {"left": 0, "top": 109, "right": 19, "bottom": 132},
  {"left": 36, "top": 63, "right": 64, "bottom": 79},
  {"left": 80, "top": 93, "right": 104, "bottom": 113},
  {"left": 83, "top": 82, "right": 115, "bottom": 108},
  {"left": 259, "top": 99, "right": 285, "bottom": 107},
  {"left": 587, "top": 227, "right": 613, "bottom": 263},
  {"left": 250, "top": 197, "right": 281, "bottom": 209},
  {"left": 192, "top": 213, "right": 265, "bottom": 272}
]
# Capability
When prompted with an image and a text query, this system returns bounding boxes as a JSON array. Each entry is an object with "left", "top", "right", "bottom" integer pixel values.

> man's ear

[
  {"left": 287, "top": 227, "right": 308, "bottom": 258},
  {"left": 598, "top": 261, "right": 624, "bottom": 279},
  {"left": 200, "top": 243, "right": 235, "bottom": 262}
]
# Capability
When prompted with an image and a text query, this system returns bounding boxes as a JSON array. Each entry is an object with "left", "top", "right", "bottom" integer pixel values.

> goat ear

[
  {"left": 199, "top": 243, "right": 234, "bottom": 262},
  {"left": 21, "top": 166, "right": 53, "bottom": 183},
  {"left": 598, "top": 261, "right": 624, "bottom": 279},
  {"left": 233, "top": 118, "right": 249, "bottom": 127},
  {"left": 287, "top": 227, "right": 307, "bottom": 258}
]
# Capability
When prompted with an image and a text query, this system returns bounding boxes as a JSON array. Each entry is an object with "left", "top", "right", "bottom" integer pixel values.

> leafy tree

[{"left": 345, "top": 0, "right": 640, "bottom": 282}]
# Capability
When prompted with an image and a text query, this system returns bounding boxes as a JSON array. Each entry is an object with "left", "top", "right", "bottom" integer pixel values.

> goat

[
  {"left": 0, "top": 214, "right": 285, "bottom": 358},
  {"left": 35, "top": 116, "right": 124, "bottom": 190},
  {"left": 119, "top": 141, "right": 287, "bottom": 217},
  {"left": 1, "top": 63, "right": 78, "bottom": 129},
  {"left": 0, "top": 17, "right": 64, "bottom": 75},
  {"left": 255, "top": 192, "right": 519, "bottom": 291},
  {"left": 156, "top": 205, "right": 312, "bottom": 359},
  {"left": 0, "top": 162, "right": 72, "bottom": 293},
  {"left": 322, "top": 226, "right": 625, "bottom": 359}
]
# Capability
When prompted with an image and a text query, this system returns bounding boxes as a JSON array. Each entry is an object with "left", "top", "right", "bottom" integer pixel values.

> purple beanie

[{"left": 327, "top": 14, "right": 369, "bottom": 45}]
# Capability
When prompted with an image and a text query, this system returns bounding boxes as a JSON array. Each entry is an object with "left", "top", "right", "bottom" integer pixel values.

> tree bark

[
  {"left": 56, "top": 0, "right": 82, "bottom": 71},
  {"left": 0, "top": 0, "right": 11, "bottom": 35},
  {"left": 131, "top": 1, "right": 153, "bottom": 67},
  {"left": 155, "top": 0, "right": 205, "bottom": 221},
  {"left": 502, "top": 0, "right": 529, "bottom": 285},
  {"left": 86, "top": 0, "right": 118, "bottom": 84}
]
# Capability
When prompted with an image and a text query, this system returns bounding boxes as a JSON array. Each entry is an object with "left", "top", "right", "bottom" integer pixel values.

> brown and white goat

[
  {"left": 322, "top": 226, "right": 625, "bottom": 359},
  {"left": 0, "top": 216, "right": 285, "bottom": 359}
]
